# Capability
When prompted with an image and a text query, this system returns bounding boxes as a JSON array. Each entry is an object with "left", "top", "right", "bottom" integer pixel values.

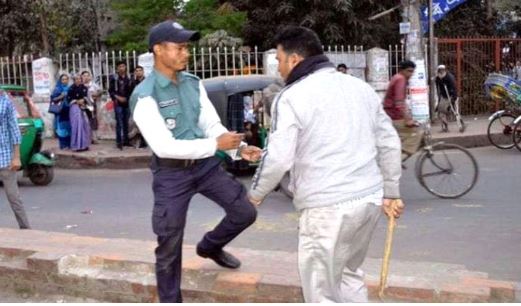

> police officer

[{"left": 130, "top": 21, "right": 262, "bottom": 302}]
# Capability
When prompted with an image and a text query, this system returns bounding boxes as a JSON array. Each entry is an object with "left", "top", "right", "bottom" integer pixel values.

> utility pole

[
  {"left": 429, "top": 0, "right": 436, "bottom": 118},
  {"left": 401, "top": 0, "right": 431, "bottom": 122},
  {"left": 402, "top": 0, "right": 424, "bottom": 61}
]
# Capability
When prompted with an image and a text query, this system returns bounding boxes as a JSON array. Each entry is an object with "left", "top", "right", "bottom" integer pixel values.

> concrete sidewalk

[
  {"left": 44, "top": 116, "right": 496, "bottom": 169},
  {"left": 0, "top": 228, "right": 517, "bottom": 303}
]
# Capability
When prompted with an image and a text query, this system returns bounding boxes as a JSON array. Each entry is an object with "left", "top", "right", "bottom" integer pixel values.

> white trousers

[{"left": 298, "top": 190, "right": 383, "bottom": 303}]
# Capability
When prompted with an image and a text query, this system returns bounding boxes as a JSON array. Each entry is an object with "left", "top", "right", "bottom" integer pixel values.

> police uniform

[{"left": 130, "top": 21, "right": 257, "bottom": 303}]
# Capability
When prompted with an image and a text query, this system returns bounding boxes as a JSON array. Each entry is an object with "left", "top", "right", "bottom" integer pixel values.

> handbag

[{"left": 48, "top": 101, "right": 63, "bottom": 114}]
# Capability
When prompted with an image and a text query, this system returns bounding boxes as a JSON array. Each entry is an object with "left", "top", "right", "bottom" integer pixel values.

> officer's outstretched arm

[
  {"left": 133, "top": 96, "right": 217, "bottom": 160},
  {"left": 198, "top": 81, "right": 246, "bottom": 159}
]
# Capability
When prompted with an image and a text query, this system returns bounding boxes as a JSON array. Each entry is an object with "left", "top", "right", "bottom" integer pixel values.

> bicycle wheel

[
  {"left": 513, "top": 120, "right": 521, "bottom": 152},
  {"left": 416, "top": 143, "right": 479, "bottom": 199},
  {"left": 487, "top": 113, "right": 516, "bottom": 149}
]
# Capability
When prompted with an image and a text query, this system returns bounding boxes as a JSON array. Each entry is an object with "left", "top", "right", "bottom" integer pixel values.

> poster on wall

[
  {"left": 32, "top": 58, "right": 55, "bottom": 96},
  {"left": 138, "top": 53, "right": 155, "bottom": 77},
  {"left": 408, "top": 59, "right": 430, "bottom": 122},
  {"left": 263, "top": 50, "right": 281, "bottom": 78}
]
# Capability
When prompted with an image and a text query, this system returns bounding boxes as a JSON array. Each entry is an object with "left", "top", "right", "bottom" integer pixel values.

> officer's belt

[{"left": 152, "top": 154, "right": 210, "bottom": 169}]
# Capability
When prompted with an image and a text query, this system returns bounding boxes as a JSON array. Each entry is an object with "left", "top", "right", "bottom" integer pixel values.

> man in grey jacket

[{"left": 248, "top": 26, "right": 404, "bottom": 302}]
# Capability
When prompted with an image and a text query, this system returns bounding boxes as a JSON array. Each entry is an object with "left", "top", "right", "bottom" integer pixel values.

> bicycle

[
  {"left": 484, "top": 73, "right": 521, "bottom": 149},
  {"left": 487, "top": 109, "right": 520, "bottom": 149},
  {"left": 511, "top": 115, "right": 521, "bottom": 152},
  {"left": 404, "top": 122, "right": 479, "bottom": 199}
]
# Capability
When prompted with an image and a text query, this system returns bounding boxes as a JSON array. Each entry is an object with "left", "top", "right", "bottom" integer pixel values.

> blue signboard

[{"left": 420, "top": 0, "right": 468, "bottom": 34}]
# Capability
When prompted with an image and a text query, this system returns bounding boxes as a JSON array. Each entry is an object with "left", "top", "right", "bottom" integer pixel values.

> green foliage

[
  {"left": 0, "top": 0, "right": 110, "bottom": 56},
  {"left": 182, "top": 0, "right": 246, "bottom": 37},
  {"left": 107, "top": 0, "right": 182, "bottom": 52},
  {"left": 225, "top": 0, "right": 403, "bottom": 49},
  {"left": 107, "top": 0, "right": 246, "bottom": 51},
  {"left": 435, "top": 1, "right": 498, "bottom": 37},
  {"left": 199, "top": 30, "right": 243, "bottom": 48},
  {"left": 0, "top": 0, "right": 39, "bottom": 56}
]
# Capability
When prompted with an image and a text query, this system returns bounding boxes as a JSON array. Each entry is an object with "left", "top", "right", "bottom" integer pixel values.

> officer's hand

[
  {"left": 382, "top": 198, "right": 405, "bottom": 219},
  {"left": 10, "top": 157, "right": 21, "bottom": 171},
  {"left": 217, "top": 132, "right": 244, "bottom": 151},
  {"left": 241, "top": 146, "right": 262, "bottom": 162},
  {"left": 248, "top": 194, "right": 263, "bottom": 207}
]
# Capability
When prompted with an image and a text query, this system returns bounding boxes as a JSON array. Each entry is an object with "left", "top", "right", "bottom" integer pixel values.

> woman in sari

[
  {"left": 50, "top": 74, "right": 71, "bottom": 149},
  {"left": 67, "top": 75, "right": 91, "bottom": 151}
]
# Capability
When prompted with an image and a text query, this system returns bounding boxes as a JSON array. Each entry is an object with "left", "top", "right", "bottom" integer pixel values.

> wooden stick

[{"left": 378, "top": 202, "right": 397, "bottom": 300}]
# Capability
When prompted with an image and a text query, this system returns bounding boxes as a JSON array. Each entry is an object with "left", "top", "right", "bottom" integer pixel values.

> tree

[
  {"left": 434, "top": 0, "right": 521, "bottom": 38},
  {"left": 435, "top": 1, "right": 499, "bottom": 37},
  {"left": 182, "top": 0, "right": 246, "bottom": 37},
  {"left": 199, "top": 30, "right": 243, "bottom": 48},
  {"left": 225, "top": 0, "right": 403, "bottom": 49},
  {"left": 106, "top": 0, "right": 183, "bottom": 52},
  {"left": 0, "top": 0, "right": 40, "bottom": 56},
  {"left": 1, "top": 0, "right": 113, "bottom": 56},
  {"left": 107, "top": 0, "right": 246, "bottom": 52}
]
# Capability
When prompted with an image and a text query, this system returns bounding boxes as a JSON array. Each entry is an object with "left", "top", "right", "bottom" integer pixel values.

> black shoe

[
  {"left": 196, "top": 246, "right": 241, "bottom": 269},
  {"left": 117, "top": 143, "right": 123, "bottom": 150},
  {"left": 123, "top": 142, "right": 133, "bottom": 147}
]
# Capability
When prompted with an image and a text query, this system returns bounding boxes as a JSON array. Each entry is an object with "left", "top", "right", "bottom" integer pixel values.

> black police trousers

[{"left": 151, "top": 157, "right": 257, "bottom": 302}]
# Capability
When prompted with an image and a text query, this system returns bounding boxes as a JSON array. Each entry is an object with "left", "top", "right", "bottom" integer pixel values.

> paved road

[{"left": 1, "top": 146, "right": 520, "bottom": 282}]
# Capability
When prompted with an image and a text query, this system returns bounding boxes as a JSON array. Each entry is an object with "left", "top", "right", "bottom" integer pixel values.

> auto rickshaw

[
  {"left": 1, "top": 84, "right": 55, "bottom": 185},
  {"left": 202, "top": 75, "right": 282, "bottom": 172}
]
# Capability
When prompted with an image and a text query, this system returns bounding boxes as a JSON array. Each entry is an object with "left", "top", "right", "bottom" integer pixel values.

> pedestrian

[
  {"left": 337, "top": 63, "right": 348, "bottom": 74},
  {"left": 435, "top": 64, "right": 458, "bottom": 132},
  {"left": 132, "top": 65, "right": 145, "bottom": 86},
  {"left": 130, "top": 66, "right": 147, "bottom": 148},
  {"left": 247, "top": 26, "right": 404, "bottom": 303},
  {"left": 383, "top": 60, "right": 422, "bottom": 161},
  {"left": 109, "top": 60, "right": 132, "bottom": 150},
  {"left": 513, "top": 60, "right": 521, "bottom": 81},
  {"left": 81, "top": 71, "right": 102, "bottom": 144},
  {"left": 0, "top": 90, "right": 31, "bottom": 229},
  {"left": 67, "top": 75, "right": 91, "bottom": 151},
  {"left": 50, "top": 74, "right": 71, "bottom": 150},
  {"left": 130, "top": 20, "right": 262, "bottom": 303}
]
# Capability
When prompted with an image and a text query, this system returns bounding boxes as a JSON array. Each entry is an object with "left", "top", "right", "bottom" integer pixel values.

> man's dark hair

[
  {"left": 337, "top": 63, "right": 347, "bottom": 69},
  {"left": 273, "top": 26, "right": 323, "bottom": 58},
  {"left": 81, "top": 70, "right": 90, "bottom": 76},
  {"left": 399, "top": 60, "right": 416, "bottom": 70},
  {"left": 134, "top": 65, "right": 144, "bottom": 71},
  {"left": 116, "top": 60, "right": 127, "bottom": 67}
]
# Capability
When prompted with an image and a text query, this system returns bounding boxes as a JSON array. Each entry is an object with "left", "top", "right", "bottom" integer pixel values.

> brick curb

[
  {"left": 52, "top": 150, "right": 151, "bottom": 169},
  {"left": 0, "top": 228, "right": 516, "bottom": 303}
]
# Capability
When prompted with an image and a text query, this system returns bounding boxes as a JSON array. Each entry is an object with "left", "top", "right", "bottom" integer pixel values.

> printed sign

[
  {"left": 138, "top": 53, "right": 155, "bottom": 77},
  {"left": 420, "top": 0, "right": 468, "bottom": 33},
  {"left": 400, "top": 22, "right": 411, "bottom": 34},
  {"left": 408, "top": 60, "right": 430, "bottom": 122},
  {"left": 32, "top": 58, "right": 55, "bottom": 95}
]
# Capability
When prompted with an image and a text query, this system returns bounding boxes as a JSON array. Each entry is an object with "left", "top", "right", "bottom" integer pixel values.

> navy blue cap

[{"left": 148, "top": 21, "right": 200, "bottom": 51}]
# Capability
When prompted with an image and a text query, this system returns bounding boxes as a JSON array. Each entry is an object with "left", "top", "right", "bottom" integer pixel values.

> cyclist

[{"left": 383, "top": 60, "right": 422, "bottom": 161}]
